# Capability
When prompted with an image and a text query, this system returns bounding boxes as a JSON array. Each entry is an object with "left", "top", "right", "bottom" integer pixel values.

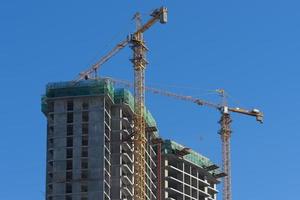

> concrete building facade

[
  {"left": 42, "top": 80, "right": 114, "bottom": 200},
  {"left": 42, "top": 79, "right": 158, "bottom": 200},
  {"left": 42, "top": 78, "right": 223, "bottom": 200},
  {"left": 160, "top": 140, "right": 225, "bottom": 200}
]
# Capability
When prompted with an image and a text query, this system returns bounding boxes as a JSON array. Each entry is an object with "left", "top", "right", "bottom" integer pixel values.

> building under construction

[{"left": 42, "top": 78, "right": 224, "bottom": 200}]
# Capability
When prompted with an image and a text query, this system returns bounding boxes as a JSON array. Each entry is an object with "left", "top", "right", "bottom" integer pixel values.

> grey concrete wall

[
  {"left": 45, "top": 94, "right": 158, "bottom": 200},
  {"left": 45, "top": 96, "right": 110, "bottom": 200},
  {"left": 110, "top": 105, "right": 134, "bottom": 200}
]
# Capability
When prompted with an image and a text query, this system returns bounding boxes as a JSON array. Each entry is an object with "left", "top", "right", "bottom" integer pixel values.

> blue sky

[{"left": 1, "top": 0, "right": 299, "bottom": 199}]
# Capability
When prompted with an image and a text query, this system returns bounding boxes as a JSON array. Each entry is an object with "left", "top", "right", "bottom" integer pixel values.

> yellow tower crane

[
  {"left": 130, "top": 8, "right": 167, "bottom": 200},
  {"left": 109, "top": 77, "right": 263, "bottom": 200},
  {"left": 74, "top": 7, "right": 168, "bottom": 200},
  {"left": 215, "top": 89, "right": 263, "bottom": 200}
]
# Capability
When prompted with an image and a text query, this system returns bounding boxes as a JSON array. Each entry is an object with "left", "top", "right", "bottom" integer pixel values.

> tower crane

[
  {"left": 73, "top": 7, "right": 168, "bottom": 200},
  {"left": 108, "top": 77, "right": 263, "bottom": 200},
  {"left": 130, "top": 8, "right": 167, "bottom": 200}
]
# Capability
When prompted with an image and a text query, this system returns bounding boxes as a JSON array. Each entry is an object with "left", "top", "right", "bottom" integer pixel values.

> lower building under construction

[{"left": 42, "top": 78, "right": 224, "bottom": 200}]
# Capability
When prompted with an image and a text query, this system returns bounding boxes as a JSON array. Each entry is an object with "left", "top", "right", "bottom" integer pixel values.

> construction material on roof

[{"left": 163, "top": 140, "right": 223, "bottom": 177}]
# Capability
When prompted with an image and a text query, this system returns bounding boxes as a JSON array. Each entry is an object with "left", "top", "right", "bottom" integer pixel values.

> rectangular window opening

[
  {"left": 48, "top": 138, "right": 53, "bottom": 148},
  {"left": 82, "top": 111, "right": 89, "bottom": 122},
  {"left": 82, "top": 102, "right": 89, "bottom": 110},
  {"left": 66, "top": 160, "right": 72, "bottom": 170},
  {"left": 66, "top": 171, "right": 72, "bottom": 181},
  {"left": 82, "top": 136, "right": 88, "bottom": 146},
  {"left": 49, "top": 113, "right": 54, "bottom": 120},
  {"left": 66, "top": 183, "right": 72, "bottom": 193},
  {"left": 66, "top": 148, "right": 73, "bottom": 159},
  {"left": 82, "top": 124, "right": 88, "bottom": 135},
  {"left": 67, "top": 125, "right": 73, "bottom": 136},
  {"left": 67, "top": 101, "right": 74, "bottom": 111},
  {"left": 67, "top": 113, "right": 73, "bottom": 123},
  {"left": 81, "top": 147, "right": 88, "bottom": 157},
  {"left": 81, "top": 170, "right": 88, "bottom": 179},
  {"left": 48, "top": 149, "right": 54, "bottom": 160},
  {"left": 48, "top": 102, "right": 54, "bottom": 112},
  {"left": 81, "top": 159, "right": 88, "bottom": 169},
  {"left": 81, "top": 183, "right": 88, "bottom": 193},
  {"left": 48, "top": 184, "right": 53, "bottom": 191},
  {"left": 67, "top": 138, "right": 73, "bottom": 147}
]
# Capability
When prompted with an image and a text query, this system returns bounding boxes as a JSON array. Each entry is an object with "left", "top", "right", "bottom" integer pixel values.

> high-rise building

[
  {"left": 42, "top": 79, "right": 158, "bottom": 200},
  {"left": 42, "top": 78, "right": 223, "bottom": 200}
]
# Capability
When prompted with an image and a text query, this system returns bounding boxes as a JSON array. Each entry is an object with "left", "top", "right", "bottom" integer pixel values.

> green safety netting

[
  {"left": 42, "top": 79, "right": 157, "bottom": 128},
  {"left": 114, "top": 88, "right": 134, "bottom": 111},
  {"left": 114, "top": 88, "right": 157, "bottom": 127},
  {"left": 45, "top": 79, "right": 115, "bottom": 99},
  {"left": 163, "top": 140, "right": 220, "bottom": 174}
]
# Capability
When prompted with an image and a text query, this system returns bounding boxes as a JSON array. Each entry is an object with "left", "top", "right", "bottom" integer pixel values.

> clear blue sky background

[{"left": 0, "top": 0, "right": 299, "bottom": 199}]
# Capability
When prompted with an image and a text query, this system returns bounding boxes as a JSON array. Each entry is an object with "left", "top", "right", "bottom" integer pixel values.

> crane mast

[
  {"left": 131, "top": 12, "right": 147, "bottom": 200},
  {"left": 219, "top": 107, "right": 232, "bottom": 200},
  {"left": 130, "top": 8, "right": 167, "bottom": 200},
  {"left": 219, "top": 111, "right": 232, "bottom": 200},
  {"left": 217, "top": 89, "right": 232, "bottom": 200}
]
